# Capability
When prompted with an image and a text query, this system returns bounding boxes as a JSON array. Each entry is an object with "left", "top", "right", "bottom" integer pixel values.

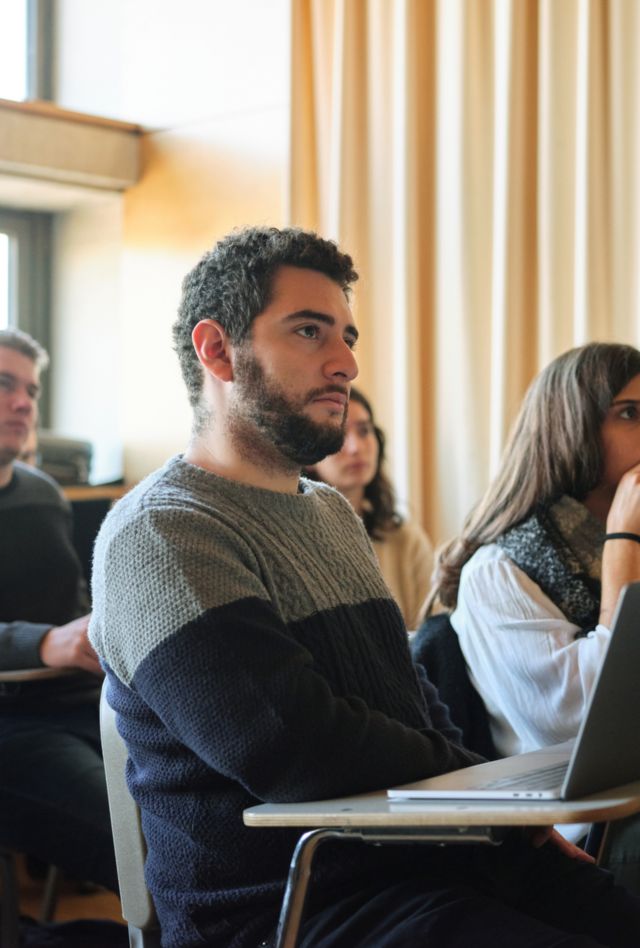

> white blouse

[{"left": 451, "top": 544, "right": 610, "bottom": 759}]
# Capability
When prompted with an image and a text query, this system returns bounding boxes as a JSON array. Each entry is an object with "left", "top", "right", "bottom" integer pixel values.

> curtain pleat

[{"left": 289, "top": 0, "right": 640, "bottom": 544}]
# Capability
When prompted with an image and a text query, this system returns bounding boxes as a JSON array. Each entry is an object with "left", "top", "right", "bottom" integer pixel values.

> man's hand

[
  {"left": 526, "top": 826, "right": 595, "bottom": 863},
  {"left": 39, "top": 614, "right": 102, "bottom": 675}
]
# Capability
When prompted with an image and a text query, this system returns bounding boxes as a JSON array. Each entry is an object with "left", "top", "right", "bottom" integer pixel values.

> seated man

[
  {"left": 90, "top": 227, "right": 640, "bottom": 947},
  {"left": 0, "top": 328, "right": 117, "bottom": 891}
]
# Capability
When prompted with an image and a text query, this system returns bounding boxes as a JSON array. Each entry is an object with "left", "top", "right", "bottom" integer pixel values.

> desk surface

[
  {"left": 244, "top": 782, "right": 640, "bottom": 830},
  {"left": 63, "top": 484, "right": 129, "bottom": 501},
  {"left": 0, "top": 666, "right": 77, "bottom": 683}
]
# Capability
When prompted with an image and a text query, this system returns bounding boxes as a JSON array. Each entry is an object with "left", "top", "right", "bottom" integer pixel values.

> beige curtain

[{"left": 288, "top": 0, "right": 640, "bottom": 545}]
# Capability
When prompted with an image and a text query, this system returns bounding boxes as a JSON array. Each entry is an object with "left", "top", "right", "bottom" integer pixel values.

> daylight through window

[
  {"left": 0, "top": 0, "right": 28, "bottom": 101},
  {"left": 0, "top": 233, "right": 10, "bottom": 329}
]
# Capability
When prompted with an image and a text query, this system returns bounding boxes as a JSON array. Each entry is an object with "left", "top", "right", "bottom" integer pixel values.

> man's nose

[
  {"left": 325, "top": 339, "right": 358, "bottom": 381},
  {"left": 11, "top": 389, "right": 35, "bottom": 413}
]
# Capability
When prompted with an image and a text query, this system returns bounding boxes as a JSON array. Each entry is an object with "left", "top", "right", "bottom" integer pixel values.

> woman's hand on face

[
  {"left": 606, "top": 462, "right": 640, "bottom": 534},
  {"left": 600, "top": 462, "right": 640, "bottom": 628}
]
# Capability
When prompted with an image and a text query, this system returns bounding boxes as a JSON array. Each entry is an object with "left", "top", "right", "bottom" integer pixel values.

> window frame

[
  {"left": 0, "top": 0, "right": 52, "bottom": 103},
  {"left": 0, "top": 208, "right": 53, "bottom": 424},
  {"left": 26, "top": 0, "right": 53, "bottom": 101}
]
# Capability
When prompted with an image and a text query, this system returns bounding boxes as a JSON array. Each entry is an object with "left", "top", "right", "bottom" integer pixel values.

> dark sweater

[
  {"left": 0, "top": 463, "right": 88, "bottom": 673},
  {"left": 90, "top": 456, "right": 480, "bottom": 948}
]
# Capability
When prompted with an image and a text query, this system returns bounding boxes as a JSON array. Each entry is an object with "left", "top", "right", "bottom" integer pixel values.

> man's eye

[
  {"left": 297, "top": 325, "right": 319, "bottom": 339},
  {"left": 344, "top": 335, "right": 357, "bottom": 350},
  {"left": 620, "top": 406, "right": 638, "bottom": 420}
]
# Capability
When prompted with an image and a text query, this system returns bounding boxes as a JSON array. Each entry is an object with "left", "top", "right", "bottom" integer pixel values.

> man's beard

[{"left": 229, "top": 348, "right": 347, "bottom": 469}]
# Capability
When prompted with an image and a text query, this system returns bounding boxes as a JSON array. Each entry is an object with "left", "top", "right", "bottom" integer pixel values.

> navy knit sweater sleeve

[{"left": 90, "top": 456, "right": 480, "bottom": 948}]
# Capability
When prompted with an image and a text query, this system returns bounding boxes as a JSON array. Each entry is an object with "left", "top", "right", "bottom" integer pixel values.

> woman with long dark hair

[
  {"left": 308, "top": 387, "right": 433, "bottom": 629},
  {"left": 426, "top": 341, "right": 640, "bottom": 888}
]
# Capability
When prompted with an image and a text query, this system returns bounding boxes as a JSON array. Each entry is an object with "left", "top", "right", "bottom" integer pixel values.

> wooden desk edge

[
  {"left": 243, "top": 784, "right": 640, "bottom": 829},
  {"left": 0, "top": 666, "right": 77, "bottom": 682},
  {"left": 63, "top": 484, "right": 130, "bottom": 501}
]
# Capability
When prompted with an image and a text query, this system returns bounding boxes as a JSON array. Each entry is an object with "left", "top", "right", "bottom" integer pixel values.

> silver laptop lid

[{"left": 562, "top": 581, "right": 640, "bottom": 798}]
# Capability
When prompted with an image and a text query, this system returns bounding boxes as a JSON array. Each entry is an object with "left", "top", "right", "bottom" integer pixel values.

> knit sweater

[
  {"left": 90, "top": 455, "right": 479, "bottom": 948},
  {"left": 0, "top": 463, "right": 89, "bottom": 679}
]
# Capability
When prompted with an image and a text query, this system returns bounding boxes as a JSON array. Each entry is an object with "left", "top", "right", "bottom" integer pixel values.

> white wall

[
  {"left": 51, "top": 0, "right": 290, "bottom": 483},
  {"left": 52, "top": 199, "right": 124, "bottom": 483}
]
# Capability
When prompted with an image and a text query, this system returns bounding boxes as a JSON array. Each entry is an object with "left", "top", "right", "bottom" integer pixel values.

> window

[
  {"left": 0, "top": 0, "right": 52, "bottom": 102},
  {"left": 0, "top": 209, "right": 53, "bottom": 421},
  {"left": 0, "top": 233, "right": 10, "bottom": 329},
  {"left": 0, "top": 0, "right": 28, "bottom": 100}
]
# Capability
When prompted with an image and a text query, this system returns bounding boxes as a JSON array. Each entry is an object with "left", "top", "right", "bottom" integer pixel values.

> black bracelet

[{"left": 604, "top": 532, "right": 640, "bottom": 544}]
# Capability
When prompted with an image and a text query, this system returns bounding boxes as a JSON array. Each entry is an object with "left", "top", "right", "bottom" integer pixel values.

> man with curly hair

[{"left": 91, "top": 226, "right": 640, "bottom": 947}]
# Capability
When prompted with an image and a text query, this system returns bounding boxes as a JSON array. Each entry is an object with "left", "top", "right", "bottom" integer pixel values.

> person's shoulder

[
  {"left": 300, "top": 476, "right": 353, "bottom": 510},
  {"left": 458, "top": 543, "right": 536, "bottom": 607},
  {"left": 100, "top": 455, "right": 262, "bottom": 545},
  {"left": 461, "top": 543, "right": 508, "bottom": 572},
  {"left": 101, "top": 456, "right": 189, "bottom": 529},
  {"left": 300, "top": 477, "right": 364, "bottom": 529},
  {"left": 300, "top": 475, "right": 356, "bottom": 514},
  {"left": 374, "top": 516, "right": 432, "bottom": 556},
  {"left": 396, "top": 517, "right": 433, "bottom": 548},
  {"left": 11, "top": 462, "right": 66, "bottom": 505}
]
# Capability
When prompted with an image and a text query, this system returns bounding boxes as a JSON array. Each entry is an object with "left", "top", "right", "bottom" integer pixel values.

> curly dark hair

[{"left": 173, "top": 226, "right": 359, "bottom": 410}]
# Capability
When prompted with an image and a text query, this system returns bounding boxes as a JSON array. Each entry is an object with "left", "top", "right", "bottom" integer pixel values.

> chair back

[
  {"left": 99, "top": 680, "right": 161, "bottom": 947},
  {"left": 411, "top": 613, "right": 500, "bottom": 760}
]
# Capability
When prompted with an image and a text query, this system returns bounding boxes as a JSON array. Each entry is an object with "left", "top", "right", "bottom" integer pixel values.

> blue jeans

[{"left": 0, "top": 700, "right": 117, "bottom": 890}]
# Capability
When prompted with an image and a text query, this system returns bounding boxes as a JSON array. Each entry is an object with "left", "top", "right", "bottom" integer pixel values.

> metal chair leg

[
  {"left": 39, "top": 864, "right": 61, "bottom": 922},
  {"left": 273, "top": 824, "right": 505, "bottom": 948},
  {"left": 275, "top": 829, "right": 346, "bottom": 948}
]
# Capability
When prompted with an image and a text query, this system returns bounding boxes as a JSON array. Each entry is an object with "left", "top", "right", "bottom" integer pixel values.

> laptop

[{"left": 388, "top": 582, "right": 640, "bottom": 802}]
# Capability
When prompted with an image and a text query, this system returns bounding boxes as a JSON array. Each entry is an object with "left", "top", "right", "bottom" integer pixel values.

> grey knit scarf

[{"left": 496, "top": 495, "right": 604, "bottom": 632}]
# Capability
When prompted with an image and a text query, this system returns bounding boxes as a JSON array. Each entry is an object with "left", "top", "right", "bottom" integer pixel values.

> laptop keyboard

[{"left": 479, "top": 762, "right": 569, "bottom": 791}]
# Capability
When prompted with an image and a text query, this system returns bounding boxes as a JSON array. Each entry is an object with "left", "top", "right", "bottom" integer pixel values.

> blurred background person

[
  {"left": 18, "top": 422, "right": 38, "bottom": 467},
  {"left": 308, "top": 387, "right": 433, "bottom": 629},
  {"left": 0, "top": 327, "right": 117, "bottom": 893}
]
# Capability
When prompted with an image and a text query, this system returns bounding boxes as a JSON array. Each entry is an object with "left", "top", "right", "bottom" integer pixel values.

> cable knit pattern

[{"left": 90, "top": 456, "right": 478, "bottom": 948}]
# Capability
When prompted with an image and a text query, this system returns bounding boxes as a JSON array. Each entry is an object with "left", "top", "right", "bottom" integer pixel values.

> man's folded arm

[
  {"left": 126, "top": 597, "right": 481, "bottom": 804},
  {"left": 0, "top": 621, "right": 51, "bottom": 671}
]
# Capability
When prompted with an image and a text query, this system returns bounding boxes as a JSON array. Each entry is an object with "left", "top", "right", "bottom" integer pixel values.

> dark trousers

[
  {"left": 0, "top": 701, "right": 118, "bottom": 891},
  {"left": 298, "top": 830, "right": 640, "bottom": 947},
  {"left": 601, "top": 813, "right": 640, "bottom": 896}
]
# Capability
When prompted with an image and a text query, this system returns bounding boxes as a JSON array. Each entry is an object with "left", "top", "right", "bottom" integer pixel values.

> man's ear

[{"left": 192, "top": 319, "right": 234, "bottom": 382}]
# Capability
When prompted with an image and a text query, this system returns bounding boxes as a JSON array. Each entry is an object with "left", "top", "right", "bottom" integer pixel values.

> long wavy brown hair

[{"left": 426, "top": 342, "right": 640, "bottom": 615}]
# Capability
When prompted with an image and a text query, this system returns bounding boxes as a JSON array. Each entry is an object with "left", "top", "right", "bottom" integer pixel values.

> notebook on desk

[{"left": 389, "top": 582, "right": 640, "bottom": 802}]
